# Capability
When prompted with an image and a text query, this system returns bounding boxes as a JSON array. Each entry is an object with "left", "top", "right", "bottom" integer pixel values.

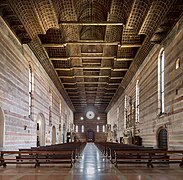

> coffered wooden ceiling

[{"left": 1, "top": 0, "right": 183, "bottom": 112}]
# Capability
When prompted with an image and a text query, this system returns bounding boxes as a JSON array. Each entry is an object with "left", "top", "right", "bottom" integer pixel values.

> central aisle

[{"left": 65, "top": 143, "right": 121, "bottom": 180}]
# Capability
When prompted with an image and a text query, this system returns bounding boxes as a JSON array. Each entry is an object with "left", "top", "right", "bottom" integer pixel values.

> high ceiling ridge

[{"left": 59, "top": 21, "right": 124, "bottom": 25}]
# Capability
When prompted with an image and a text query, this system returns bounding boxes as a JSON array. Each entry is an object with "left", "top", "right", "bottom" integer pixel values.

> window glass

[
  {"left": 124, "top": 95, "right": 127, "bottom": 128},
  {"left": 60, "top": 100, "right": 62, "bottom": 115},
  {"left": 75, "top": 125, "right": 78, "bottom": 132},
  {"left": 160, "top": 50, "right": 165, "bottom": 113},
  {"left": 135, "top": 80, "right": 139, "bottom": 122},
  {"left": 81, "top": 125, "right": 84, "bottom": 132},
  {"left": 102, "top": 125, "right": 105, "bottom": 132},
  {"left": 176, "top": 58, "right": 180, "bottom": 69},
  {"left": 97, "top": 125, "right": 99, "bottom": 132},
  {"left": 158, "top": 49, "right": 165, "bottom": 114},
  {"left": 28, "top": 65, "right": 32, "bottom": 117}
]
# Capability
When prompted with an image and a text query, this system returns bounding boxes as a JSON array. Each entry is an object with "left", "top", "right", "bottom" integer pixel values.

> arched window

[
  {"left": 28, "top": 65, "right": 32, "bottom": 118},
  {"left": 158, "top": 49, "right": 165, "bottom": 114},
  {"left": 102, "top": 125, "right": 105, "bottom": 132},
  {"left": 75, "top": 125, "right": 78, "bottom": 133},
  {"left": 0, "top": 107, "right": 5, "bottom": 147},
  {"left": 59, "top": 99, "right": 62, "bottom": 129},
  {"left": 81, "top": 125, "right": 84, "bottom": 133},
  {"left": 124, "top": 95, "right": 127, "bottom": 128},
  {"left": 49, "top": 90, "right": 52, "bottom": 109},
  {"left": 176, "top": 58, "right": 180, "bottom": 69},
  {"left": 135, "top": 80, "right": 140, "bottom": 122},
  {"left": 49, "top": 90, "right": 52, "bottom": 126},
  {"left": 59, "top": 99, "right": 62, "bottom": 115},
  {"left": 97, "top": 125, "right": 99, "bottom": 132},
  {"left": 158, "top": 128, "right": 168, "bottom": 149},
  {"left": 117, "top": 107, "right": 119, "bottom": 129}
]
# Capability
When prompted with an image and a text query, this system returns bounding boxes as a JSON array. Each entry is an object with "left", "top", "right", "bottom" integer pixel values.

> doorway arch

[
  {"left": 0, "top": 107, "right": 5, "bottom": 148},
  {"left": 52, "top": 126, "right": 56, "bottom": 144},
  {"left": 157, "top": 127, "right": 168, "bottom": 149},
  {"left": 86, "top": 129, "right": 95, "bottom": 142},
  {"left": 37, "top": 113, "right": 45, "bottom": 146}
]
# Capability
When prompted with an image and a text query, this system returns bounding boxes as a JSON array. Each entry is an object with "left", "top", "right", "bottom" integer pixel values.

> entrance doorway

[
  {"left": 158, "top": 128, "right": 168, "bottom": 149},
  {"left": 86, "top": 129, "right": 95, "bottom": 142},
  {"left": 37, "top": 113, "right": 45, "bottom": 146},
  {"left": 0, "top": 107, "right": 5, "bottom": 148},
  {"left": 52, "top": 126, "right": 56, "bottom": 144}
]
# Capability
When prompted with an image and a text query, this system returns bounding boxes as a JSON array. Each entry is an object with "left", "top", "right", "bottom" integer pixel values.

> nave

[
  {"left": 1, "top": 143, "right": 183, "bottom": 180},
  {"left": 65, "top": 143, "right": 120, "bottom": 180}
]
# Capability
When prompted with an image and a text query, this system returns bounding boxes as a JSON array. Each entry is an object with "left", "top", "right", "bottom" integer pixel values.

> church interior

[{"left": 0, "top": 0, "right": 183, "bottom": 179}]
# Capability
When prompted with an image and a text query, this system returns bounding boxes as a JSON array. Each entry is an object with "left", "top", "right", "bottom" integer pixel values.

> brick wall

[
  {"left": 0, "top": 17, "right": 73, "bottom": 150},
  {"left": 107, "top": 14, "right": 183, "bottom": 149},
  {"left": 74, "top": 112, "right": 107, "bottom": 142}
]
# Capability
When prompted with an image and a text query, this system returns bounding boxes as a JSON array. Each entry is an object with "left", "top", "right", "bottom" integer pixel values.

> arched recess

[
  {"left": 157, "top": 127, "right": 168, "bottom": 149},
  {"left": 86, "top": 129, "right": 95, "bottom": 142},
  {"left": 0, "top": 107, "right": 5, "bottom": 148},
  {"left": 52, "top": 125, "right": 56, "bottom": 145},
  {"left": 37, "top": 113, "right": 45, "bottom": 146},
  {"left": 58, "top": 117, "right": 62, "bottom": 143}
]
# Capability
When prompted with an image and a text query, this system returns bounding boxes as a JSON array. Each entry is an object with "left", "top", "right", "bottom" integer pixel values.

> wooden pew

[
  {"left": 17, "top": 142, "right": 86, "bottom": 164},
  {"left": 1, "top": 142, "right": 86, "bottom": 168},
  {"left": 109, "top": 145, "right": 153, "bottom": 162},
  {"left": 95, "top": 142, "right": 153, "bottom": 162},
  {"left": 114, "top": 149, "right": 183, "bottom": 168},
  {"left": 0, "top": 150, "right": 74, "bottom": 168},
  {"left": 29, "top": 142, "right": 86, "bottom": 160}
]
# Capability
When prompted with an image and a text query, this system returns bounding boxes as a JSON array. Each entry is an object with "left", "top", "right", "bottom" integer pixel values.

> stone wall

[
  {"left": 0, "top": 17, "right": 73, "bottom": 150},
  {"left": 107, "top": 14, "right": 183, "bottom": 149},
  {"left": 74, "top": 112, "right": 107, "bottom": 142}
]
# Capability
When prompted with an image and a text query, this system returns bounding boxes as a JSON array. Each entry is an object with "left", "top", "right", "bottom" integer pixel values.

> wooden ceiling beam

[
  {"left": 55, "top": 67, "right": 128, "bottom": 71},
  {"left": 65, "top": 87, "right": 117, "bottom": 90},
  {"left": 43, "top": 41, "right": 119, "bottom": 47},
  {"left": 81, "top": 52, "right": 103, "bottom": 55},
  {"left": 49, "top": 57, "right": 133, "bottom": 61},
  {"left": 59, "top": 21, "right": 124, "bottom": 26},
  {"left": 42, "top": 44, "right": 66, "bottom": 48},
  {"left": 59, "top": 75, "right": 123, "bottom": 79},
  {"left": 62, "top": 82, "right": 120, "bottom": 85},
  {"left": 68, "top": 56, "right": 114, "bottom": 59},
  {"left": 82, "top": 62, "right": 101, "bottom": 65},
  {"left": 115, "top": 58, "right": 133, "bottom": 61},
  {"left": 63, "top": 82, "right": 107, "bottom": 85},
  {"left": 112, "top": 68, "right": 128, "bottom": 71},
  {"left": 65, "top": 87, "right": 78, "bottom": 90},
  {"left": 118, "top": 44, "right": 141, "bottom": 48},
  {"left": 50, "top": 58, "right": 68, "bottom": 61},
  {"left": 59, "top": 75, "right": 109, "bottom": 78},
  {"left": 110, "top": 77, "right": 123, "bottom": 79},
  {"left": 49, "top": 56, "right": 114, "bottom": 60},
  {"left": 108, "top": 83, "right": 121, "bottom": 86}
]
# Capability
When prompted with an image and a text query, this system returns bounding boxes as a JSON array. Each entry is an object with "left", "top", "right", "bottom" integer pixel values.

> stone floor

[{"left": 0, "top": 143, "right": 183, "bottom": 180}]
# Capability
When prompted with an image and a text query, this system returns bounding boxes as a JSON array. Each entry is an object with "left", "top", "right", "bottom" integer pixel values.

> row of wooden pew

[
  {"left": 95, "top": 142, "right": 183, "bottom": 168},
  {"left": 0, "top": 142, "right": 86, "bottom": 168}
]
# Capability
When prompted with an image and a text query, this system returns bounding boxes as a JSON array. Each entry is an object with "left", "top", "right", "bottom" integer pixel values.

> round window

[{"left": 86, "top": 111, "right": 95, "bottom": 119}]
